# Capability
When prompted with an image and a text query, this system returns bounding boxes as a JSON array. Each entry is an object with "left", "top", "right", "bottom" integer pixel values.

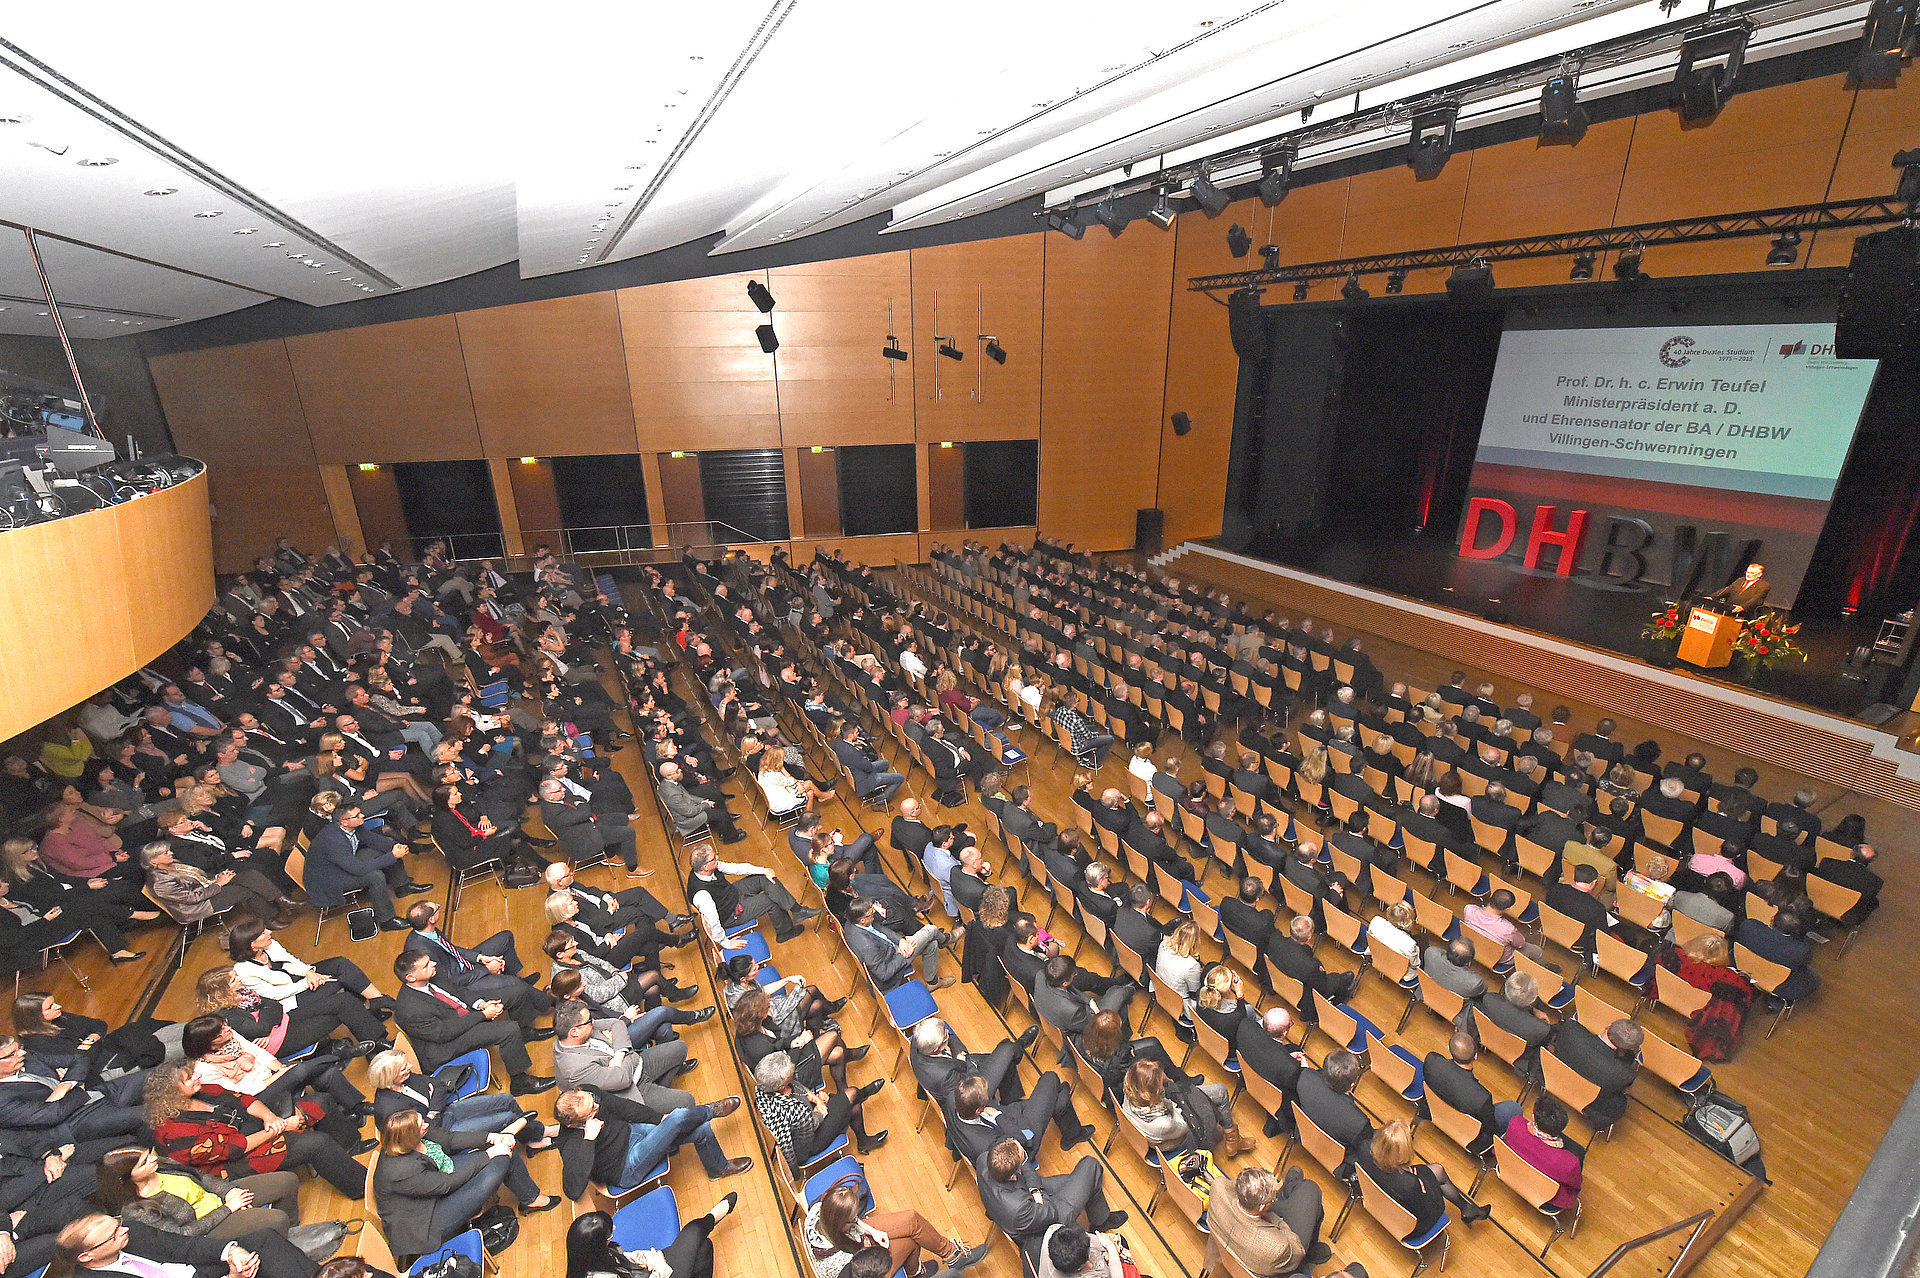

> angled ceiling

[{"left": 0, "top": 0, "right": 1883, "bottom": 338}]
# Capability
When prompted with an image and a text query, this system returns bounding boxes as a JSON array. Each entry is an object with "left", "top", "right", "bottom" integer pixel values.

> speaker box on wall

[
  {"left": 1135, "top": 508, "right": 1165, "bottom": 556},
  {"left": 1227, "top": 287, "right": 1266, "bottom": 359},
  {"left": 1836, "top": 225, "right": 1920, "bottom": 360}
]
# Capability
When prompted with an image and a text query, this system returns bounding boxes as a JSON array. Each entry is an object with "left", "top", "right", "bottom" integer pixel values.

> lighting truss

[{"left": 1186, "top": 193, "right": 1919, "bottom": 296}]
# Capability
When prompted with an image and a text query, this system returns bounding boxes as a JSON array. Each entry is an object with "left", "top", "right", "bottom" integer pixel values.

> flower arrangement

[
  {"left": 1642, "top": 605, "right": 1686, "bottom": 642},
  {"left": 1733, "top": 614, "right": 1807, "bottom": 677}
]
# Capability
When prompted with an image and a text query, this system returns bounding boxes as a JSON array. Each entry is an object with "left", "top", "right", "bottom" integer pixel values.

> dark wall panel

[
  {"left": 698, "top": 448, "right": 790, "bottom": 542},
  {"left": 838, "top": 444, "right": 916, "bottom": 536},
  {"left": 552, "top": 454, "right": 652, "bottom": 550},
  {"left": 964, "top": 440, "right": 1038, "bottom": 529},
  {"left": 392, "top": 460, "right": 502, "bottom": 560}
]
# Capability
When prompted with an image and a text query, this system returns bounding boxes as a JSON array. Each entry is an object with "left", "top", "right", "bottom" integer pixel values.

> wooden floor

[{"left": 11, "top": 556, "right": 1916, "bottom": 1278}]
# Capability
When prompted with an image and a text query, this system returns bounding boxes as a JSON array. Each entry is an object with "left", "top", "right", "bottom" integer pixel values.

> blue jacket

[{"left": 303, "top": 820, "right": 398, "bottom": 907}]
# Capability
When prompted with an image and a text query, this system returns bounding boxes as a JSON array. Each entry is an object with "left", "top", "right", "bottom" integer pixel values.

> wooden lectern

[{"left": 1678, "top": 607, "right": 1739, "bottom": 669}]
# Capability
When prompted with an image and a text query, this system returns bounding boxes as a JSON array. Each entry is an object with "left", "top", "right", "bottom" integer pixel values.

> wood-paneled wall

[{"left": 146, "top": 70, "right": 1902, "bottom": 571}]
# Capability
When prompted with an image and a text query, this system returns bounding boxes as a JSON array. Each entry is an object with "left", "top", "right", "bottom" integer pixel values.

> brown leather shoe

[
  {"left": 710, "top": 1156, "right": 754, "bottom": 1179},
  {"left": 709, "top": 1095, "right": 744, "bottom": 1119},
  {"left": 929, "top": 976, "right": 957, "bottom": 991}
]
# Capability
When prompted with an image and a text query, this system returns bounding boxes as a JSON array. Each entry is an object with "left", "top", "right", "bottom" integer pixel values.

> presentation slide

[{"left": 1473, "top": 322, "right": 1878, "bottom": 500}]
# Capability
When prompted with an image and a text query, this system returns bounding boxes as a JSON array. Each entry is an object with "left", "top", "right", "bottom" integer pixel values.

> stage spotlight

[
  {"left": 1672, "top": 21, "right": 1750, "bottom": 122},
  {"left": 1766, "top": 230, "right": 1802, "bottom": 266},
  {"left": 937, "top": 340, "right": 963, "bottom": 361},
  {"left": 1045, "top": 208, "right": 1085, "bottom": 240},
  {"left": 1259, "top": 244, "right": 1281, "bottom": 272},
  {"left": 1540, "top": 73, "right": 1589, "bottom": 144},
  {"left": 1446, "top": 260, "right": 1494, "bottom": 303},
  {"left": 1341, "top": 270, "right": 1369, "bottom": 302},
  {"left": 1293, "top": 280, "right": 1310, "bottom": 301},
  {"left": 1896, "top": 148, "right": 1920, "bottom": 205},
  {"left": 1257, "top": 147, "right": 1295, "bottom": 206},
  {"left": 881, "top": 338, "right": 908, "bottom": 362},
  {"left": 1145, "top": 190, "right": 1176, "bottom": 229},
  {"left": 1384, "top": 269, "right": 1407, "bottom": 294},
  {"left": 746, "top": 280, "right": 776, "bottom": 313},
  {"left": 1569, "top": 251, "right": 1597, "bottom": 280},
  {"left": 1092, "top": 193, "right": 1127, "bottom": 236},
  {"left": 1226, "top": 224, "right": 1252, "bottom": 258},
  {"left": 1171, "top": 411, "right": 1192, "bottom": 436},
  {"left": 1613, "top": 245, "right": 1649, "bottom": 288},
  {"left": 983, "top": 339, "right": 1007, "bottom": 364},
  {"left": 756, "top": 324, "right": 779, "bottom": 353},
  {"left": 1851, "top": 0, "right": 1915, "bottom": 85},
  {"left": 1190, "top": 169, "right": 1230, "bottom": 217},
  {"left": 1408, "top": 104, "right": 1459, "bottom": 180}
]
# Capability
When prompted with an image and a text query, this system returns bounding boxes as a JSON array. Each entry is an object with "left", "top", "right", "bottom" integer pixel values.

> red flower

[{"left": 1757, "top": 645, "right": 1771, "bottom": 654}]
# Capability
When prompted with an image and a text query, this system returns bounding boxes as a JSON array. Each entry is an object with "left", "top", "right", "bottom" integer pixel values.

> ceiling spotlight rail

[
  {"left": 1040, "top": 0, "right": 1871, "bottom": 232},
  {"left": 1185, "top": 191, "right": 1920, "bottom": 295}
]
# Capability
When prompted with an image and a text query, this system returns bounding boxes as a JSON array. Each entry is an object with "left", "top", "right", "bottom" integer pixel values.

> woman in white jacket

[{"left": 226, "top": 916, "right": 393, "bottom": 1047}]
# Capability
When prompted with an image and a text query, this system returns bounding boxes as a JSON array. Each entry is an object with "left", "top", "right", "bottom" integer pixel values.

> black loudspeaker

[
  {"left": 1170, "top": 411, "right": 1192, "bottom": 436},
  {"left": 1836, "top": 225, "right": 1920, "bottom": 359},
  {"left": 1135, "top": 508, "right": 1165, "bottom": 556},
  {"left": 1228, "top": 287, "right": 1266, "bottom": 359}
]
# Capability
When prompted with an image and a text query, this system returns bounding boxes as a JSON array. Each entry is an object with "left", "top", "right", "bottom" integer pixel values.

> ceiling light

[
  {"left": 1447, "top": 260, "right": 1495, "bottom": 303},
  {"left": 1672, "top": 21, "right": 1750, "bottom": 122},
  {"left": 1852, "top": 0, "right": 1915, "bottom": 84},
  {"left": 144, "top": 187, "right": 177, "bottom": 196},
  {"left": 1613, "top": 245, "right": 1649, "bottom": 287},
  {"left": 232, "top": 228, "right": 257, "bottom": 235},
  {"left": 0, "top": 114, "right": 28, "bottom": 125},
  {"left": 1409, "top": 103, "right": 1459, "bottom": 179},
  {"left": 882, "top": 338, "right": 908, "bottom": 362},
  {"left": 1226, "top": 224, "right": 1252, "bottom": 258},
  {"left": 614, "top": 185, "right": 632, "bottom": 191},
  {"left": 756, "top": 324, "right": 779, "bottom": 354},
  {"left": 1190, "top": 169, "right": 1230, "bottom": 217},
  {"left": 1385, "top": 269, "right": 1407, "bottom": 294},
  {"left": 983, "top": 339, "right": 1007, "bottom": 365},
  {"left": 75, "top": 156, "right": 117, "bottom": 166},
  {"left": 1145, "top": 191, "right": 1175, "bottom": 229},
  {"left": 1766, "top": 231, "right": 1802, "bottom": 266},
  {"left": 27, "top": 140, "right": 68, "bottom": 156},
  {"left": 1257, "top": 147, "right": 1295, "bottom": 206},
  {"left": 1341, "top": 271, "right": 1370, "bottom": 302},
  {"left": 1259, "top": 244, "right": 1281, "bottom": 272},
  {"left": 325, "top": 270, "right": 339, "bottom": 275},
  {"left": 746, "top": 280, "right": 776, "bottom": 313},
  {"left": 1540, "top": 72, "right": 1589, "bottom": 143},
  {"left": 1092, "top": 193, "right": 1127, "bottom": 236},
  {"left": 1570, "top": 251, "right": 1597, "bottom": 280},
  {"left": 194, "top": 210, "right": 223, "bottom": 218},
  {"left": 1293, "top": 281, "right": 1309, "bottom": 301},
  {"left": 1045, "top": 209, "right": 1084, "bottom": 240},
  {"left": 264, "top": 241, "right": 282, "bottom": 247},
  {"left": 937, "top": 340, "right": 963, "bottom": 361}
]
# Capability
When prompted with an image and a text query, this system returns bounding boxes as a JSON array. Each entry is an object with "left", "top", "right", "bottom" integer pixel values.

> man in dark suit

[
  {"left": 392, "top": 950, "right": 554, "bottom": 1095},
  {"left": 1034, "top": 956, "right": 1134, "bottom": 1041},
  {"left": 1811, "top": 843, "right": 1882, "bottom": 926},
  {"left": 539, "top": 778, "right": 642, "bottom": 872},
  {"left": 302, "top": 804, "right": 424, "bottom": 931},
  {"left": 1236, "top": 1006, "right": 1309, "bottom": 1137},
  {"left": 948, "top": 1072, "right": 1091, "bottom": 1165},
  {"left": 1636, "top": 777, "right": 1701, "bottom": 849},
  {"left": 1470, "top": 781, "right": 1522, "bottom": 862},
  {"left": 1571, "top": 718, "right": 1624, "bottom": 771},
  {"left": 1708, "top": 562, "right": 1771, "bottom": 615},
  {"left": 1270, "top": 915, "right": 1359, "bottom": 1005},
  {"left": 1221, "top": 876, "right": 1279, "bottom": 956},
  {"left": 1294, "top": 1050, "right": 1372, "bottom": 1176},
  {"left": 909, "top": 1018, "right": 1035, "bottom": 1110},
  {"left": 1111, "top": 882, "right": 1170, "bottom": 965},
  {"left": 1128, "top": 811, "right": 1197, "bottom": 881},
  {"left": 832, "top": 721, "right": 906, "bottom": 805},
  {"left": 402, "top": 900, "right": 554, "bottom": 1035},
  {"left": 1481, "top": 971, "right": 1554, "bottom": 1086},
  {"left": 1072, "top": 863, "right": 1126, "bottom": 929},
  {"left": 1401, "top": 796, "right": 1465, "bottom": 872},
  {"left": 1421, "top": 1030, "right": 1499, "bottom": 1154},
  {"left": 977, "top": 1138, "right": 1125, "bottom": 1264},
  {"left": 1550, "top": 1019, "right": 1642, "bottom": 1130},
  {"left": 1001, "top": 786, "right": 1061, "bottom": 859},
  {"left": 844, "top": 897, "right": 959, "bottom": 991},
  {"left": 1544, "top": 865, "right": 1609, "bottom": 955},
  {"left": 1092, "top": 788, "right": 1145, "bottom": 848},
  {"left": 53, "top": 1212, "right": 321, "bottom": 1278}
]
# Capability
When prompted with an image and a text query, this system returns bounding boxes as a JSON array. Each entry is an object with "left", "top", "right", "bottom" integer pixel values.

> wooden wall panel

[
  {"left": 619, "top": 274, "right": 781, "bottom": 453},
  {"left": 346, "top": 464, "right": 411, "bottom": 559},
  {"left": 799, "top": 533, "right": 920, "bottom": 566},
  {"left": 457, "top": 292, "right": 638, "bottom": 457},
  {"left": 1159, "top": 204, "right": 1253, "bottom": 546},
  {"left": 1808, "top": 78, "right": 1917, "bottom": 268},
  {"left": 796, "top": 447, "right": 841, "bottom": 536},
  {"left": 205, "top": 461, "right": 340, "bottom": 574},
  {"left": 1613, "top": 78, "right": 1853, "bottom": 279},
  {"left": 926, "top": 443, "right": 965, "bottom": 531},
  {"left": 286, "top": 315, "right": 483, "bottom": 462},
  {"left": 655, "top": 452, "right": 707, "bottom": 529},
  {"left": 1457, "top": 118, "right": 1637, "bottom": 290},
  {"left": 771, "top": 252, "right": 916, "bottom": 447},
  {"left": 909, "top": 236, "right": 1044, "bottom": 441},
  {"left": 121, "top": 473, "right": 217, "bottom": 658},
  {"left": 507, "top": 459, "right": 563, "bottom": 539},
  {"left": 1038, "top": 222, "right": 1176, "bottom": 551},
  {"left": 318, "top": 466, "right": 365, "bottom": 561},
  {"left": 1341, "top": 156, "right": 1475, "bottom": 296},
  {"left": 148, "top": 339, "right": 315, "bottom": 466},
  {"left": 1269, "top": 179, "right": 1350, "bottom": 305}
]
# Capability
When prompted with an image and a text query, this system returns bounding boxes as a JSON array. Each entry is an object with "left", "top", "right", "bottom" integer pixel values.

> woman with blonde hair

[
  {"left": 1153, "top": 921, "right": 1205, "bottom": 1019},
  {"left": 1192, "top": 964, "right": 1260, "bottom": 1058},
  {"left": 1367, "top": 899, "right": 1422, "bottom": 968},
  {"left": 1118, "top": 1057, "right": 1251, "bottom": 1157},
  {"left": 802, "top": 1178, "right": 985, "bottom": 1278},
  {"left": 1663, "top": 932, "right": 1753, "bottom": 1060},
  {"left": 757, "top": 746, "right": 825, "bottom": 816},
  {"left": 368, "top": 1049, "right": 544, "bottom": 1152},
  {"left": 1359, "top": 1119, "right": 1489, "bottom": 1230},
  {"left": 1296, "top": 746, "right": 1330, "bottom": 787},
  {"left": 373, "top": 1108, "right": 555, "bottom": 1263}
]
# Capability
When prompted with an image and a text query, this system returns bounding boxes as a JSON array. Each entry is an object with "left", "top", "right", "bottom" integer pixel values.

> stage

[{"left": 1229, "top": 526, "right": 1904, "bottom": 723}]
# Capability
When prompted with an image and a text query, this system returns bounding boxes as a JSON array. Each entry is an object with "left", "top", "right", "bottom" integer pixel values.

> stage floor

[{"left": 1229, "top": 529, "right": 1910, "bottom": 729}]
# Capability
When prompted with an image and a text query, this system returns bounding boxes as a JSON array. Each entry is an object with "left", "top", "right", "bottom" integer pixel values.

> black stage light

[
  {"left": 756, "top": 324, "right": 779, "bottom": 353},
  {"left": 1226, "top": 224, "right": 1253, "bottom": 258},
  {"left": 1257, "top": 147, "right": 1295, "bottom": 206},
  {"left": 1341, "top": 270, "right": 1369, "bottom": 301},
  {"left": 1409, "top": 104, "right": 1459, "bottom": 179},
  {"left": 1896, "top": 148, "right": 1920, "bottom": 205},
  {"left": 1852, "top": 0, "right": 1915, "bottom": 85},
  {"left": 1092, "top": 193, "right": 1127, "bottom": 236},
  {"left": 746, "top": 279, "right": 776, "bottom": 313},
  {"left": 1767, "top": 231, "right": 1802, "bottom": 267},
  {"left": 1540, "top": 73, "right": 1589, "bottom": 144},
  {"left": 1384, "top": 269, "right": 1407, "bottom": 294},
  {"left": 1569, "top": 251, "right": 1597, "bottom": 280},
  {"left": 1259, "top": 244, "right": 1281, "bottom": 272},
  {"left": 1145, "top": 191, "right": 1176, "bottom": 229},
  {"left": 1613, "top": 245, "right": 1649, "bottom": 288},
  {"left": 1046, "top": 208, "right": 1085, "bottom": 239},
  {"left": 983, "top": 339, "right": 1007, "bottom": 364},
  {"left": 1293, "top": 280, "right": 1310, "bottom": 301},
  {"left": 1190, "top": 170, "right": 1230, "bottom": 217},
  {"left": 1447, "top": 260, "right": 1494, "bottom": 303},
  {"left": 1672, "top": 22, "right": 1750, "bottom": 122},
  {"left": 937, "top": 340, "right": 963, "bottom": 361},
  {"left": 881, "top": 338, "right": 908, "bottom": 361},
  {"left": 1171, "top": 411, "right": 1192, "bottom": 436}
]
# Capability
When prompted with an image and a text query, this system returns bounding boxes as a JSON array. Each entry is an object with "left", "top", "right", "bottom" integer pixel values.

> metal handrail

[
  {"left": 431, "top": 519, "right": 774, "bottom": 569},
  {"left": 1585, "top": 1209, "right": 1716, "bottom": 1278}
]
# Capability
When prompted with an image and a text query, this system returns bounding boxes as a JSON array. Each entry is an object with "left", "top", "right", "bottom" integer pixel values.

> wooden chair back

[
  {"left": 1426, "top": 1084, "right": 1489, "bottom": 1160},
  {"left": 1804, "top": 875, "right": 1863, "bottom": 924},
  {"left": 1400, "top": 831, "right": 1438, "bottom": 874},
  {"left": 1327, "top": 846, "right": 1364, "bottom": 888},
  {"left": 1537, "top": 902, "right": 1586, "bottom": 954},
  {"left": 1111, "top": 933, "right": 1149, "bottom": 987},
  {"left": 1278, "top": 877, "right": 1316, "bottom": 920},
  {"left": 1416, "top": 971, "right": 1468, "bottom": 1026},
  {"left": 1614, "top": 884, "right": 1666, "bottom": 932},
  {"left": 1265, "top": 957, "right": 1307, "bottom": 1012},
  {"left": 1469, "top": 816, "right": 1506, "bottom": 857},
  {"left": 1745, "top": 850, "right": 1786, "bottom": 884},
  {"left": 1369, "top": 1034, "right": 1420, "bottom": 1100},
  {"left": 1411, "top": 891, "right": 1456, "bottom": 943},
  {"left": 1323, "top": 901, "right": 1366, "bottom": 957},
  {"left": 1291, "top": 1102, "right": 1351, "bottom": 1182},
  {"left": 1222, "top": 926, "right": 1263, "bottom": 978},
  {"left": 1594, "top": 930, "right": 1652, "bottom": 987},
  {"left": 1667, "top": 909, "right": 1725, "bottom": 951},
  {"left": 1814, "top": 835, "right": 1853, "bottom": 864},
  {"left": 1540, "top": 1049, "right": 1604, "bottom": 1121},
  {"left": 1313, "top": 990, "right": 1363, "bottom": 1056},
  {"left": 1512, "top": 950, "right": 1568, "bottom": 1009},
  {"left": 1639, "top": 1029, "right": 1708, "bottom": 1091},
  {"left": 1640, "top": 811, "right": 1686, "bottom": 850},
  {"left": 1743, "top": 891, "right": 1778, "bottom": 926},
  {"left": 1514, "top": 836, "right": 1557, "bottom": 882},
  {"left": 1732, "top": 942, "right": 1792, "bottom": 996},
  {"left": 1472, "top": 1006, "right": 1530, "bottom": 1070},
  {"left": 1159, "top": 1153, "right": 1209, "bottom": 1231},
  {"left": 1194, "top": 1012, "right": 1238, "bottom": 1074},
  {"left": 1356, "top": 1164, "right": 1422, "bottom": 1243},
  {"left": 1466, "top": 927, "right": 1509, "bottom": 975},
  {"left": 1372, "top": 867, "right": 1410, "bottom": 908},
  {"left": 1494, "top": 1135, "right": 1566, "bottom": 1212},
  {"left": 1444, "top": 848, "right": 1488, "bottom": 898}
]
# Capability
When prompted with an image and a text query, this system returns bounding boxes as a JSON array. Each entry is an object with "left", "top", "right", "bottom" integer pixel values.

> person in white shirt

[
  {"left": 1127, "top": 744, "right": 1158, "bottom": 784},
  {"left": 1367, "top": 899, "right": 1422, "bottom": 968},
  {"left": 51, "top": 1210, "right": 282, "bottom": 1277},
  {"left": 755, "top": 747, "right": 826, "bottom": 816},
  {"left": 77, "top": 694, "right": 141, "bottom": 746},
  {"left": 899, "top": 644, "right": 928, "bottom": 681},
  {"left": 686, "top": 846, "right": 818, "bottom": 947}
]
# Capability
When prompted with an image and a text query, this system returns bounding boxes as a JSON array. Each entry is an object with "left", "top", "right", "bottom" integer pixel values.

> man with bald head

[
  {"left": 1234, "top": 1006, "right": 1310, "bottom": 1137},
  {"left": 1421, "top": 1030, "right": 1498, "bottom": 1154}
]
